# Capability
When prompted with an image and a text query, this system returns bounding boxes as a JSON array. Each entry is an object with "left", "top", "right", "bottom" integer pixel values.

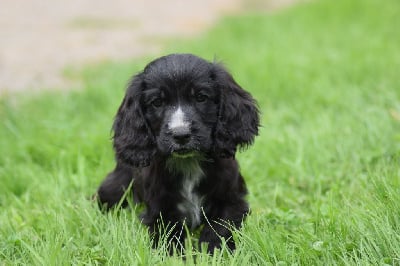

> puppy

[{"left": 96, "top": 54, "right": 259, "bottom": 253}]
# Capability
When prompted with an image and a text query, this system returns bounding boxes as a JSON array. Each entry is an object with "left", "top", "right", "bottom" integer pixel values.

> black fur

[{"left": 96, "top": 54, "right": 259, "bottom": 253}]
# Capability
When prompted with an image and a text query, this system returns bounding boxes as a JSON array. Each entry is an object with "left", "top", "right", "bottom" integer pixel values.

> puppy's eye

[
  {"left": 195, "top": 93, "right": 208, "bottom": 103},
  {"left": 151, "top": 98, "right": 163, "bottom": 107}
]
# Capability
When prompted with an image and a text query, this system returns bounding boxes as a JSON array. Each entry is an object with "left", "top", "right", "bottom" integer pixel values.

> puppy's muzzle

[
  {"left": 168, "top": 106, "right": 194, "bottom": 151},
  {"left": 170, "top": 126, "right": 198, "bottom": 158}
]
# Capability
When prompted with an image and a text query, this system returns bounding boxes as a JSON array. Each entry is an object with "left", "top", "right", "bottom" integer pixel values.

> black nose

[{"left": 172, "top": 129, "right": 191, "bottom": 145}]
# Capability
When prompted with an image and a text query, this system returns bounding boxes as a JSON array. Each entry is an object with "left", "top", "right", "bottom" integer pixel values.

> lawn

[{"left": 1, "top": 0, "right": 400, "bottom": 264}]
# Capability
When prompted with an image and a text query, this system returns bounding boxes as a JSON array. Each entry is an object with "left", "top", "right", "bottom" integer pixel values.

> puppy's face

[
  {"left": 113, "top": 54, "right": 259, "bottom": 167},
  {"left": 141, "top": 74, "right": 220, "bottom": 158}
]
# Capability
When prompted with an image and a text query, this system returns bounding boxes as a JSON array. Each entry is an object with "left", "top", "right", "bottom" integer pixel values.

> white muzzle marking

[{"left": 168, "top": 107, "right": 190, "bottom": 131}]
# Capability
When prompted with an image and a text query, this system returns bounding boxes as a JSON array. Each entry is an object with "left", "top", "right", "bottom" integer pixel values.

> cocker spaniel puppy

[{"left": 96, "top": 54, "right": 259, "bottom": 253}]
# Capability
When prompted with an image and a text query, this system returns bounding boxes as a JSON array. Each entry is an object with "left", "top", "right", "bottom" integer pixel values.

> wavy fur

[{"left": 96, "top": 54, "right": 259, "bottom": 253}]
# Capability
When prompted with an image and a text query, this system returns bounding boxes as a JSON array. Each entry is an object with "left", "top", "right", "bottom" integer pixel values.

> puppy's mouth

[{"left": 171, "top": 149, "right": 198, "bottom": 159}]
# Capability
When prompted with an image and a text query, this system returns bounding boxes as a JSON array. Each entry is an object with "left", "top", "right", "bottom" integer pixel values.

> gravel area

[{"left": 0, "top": 0, "right": 298, "bottom": 94}]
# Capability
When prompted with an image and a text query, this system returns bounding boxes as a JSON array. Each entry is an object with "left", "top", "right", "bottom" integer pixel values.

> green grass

[{"left": 1, "top": 0, "right": 400, "bottom": 264}]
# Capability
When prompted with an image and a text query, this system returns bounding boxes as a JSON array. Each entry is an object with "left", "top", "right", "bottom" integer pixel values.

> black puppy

[{"left": 96, "top": 54, "right": 259, "bottom": 253}]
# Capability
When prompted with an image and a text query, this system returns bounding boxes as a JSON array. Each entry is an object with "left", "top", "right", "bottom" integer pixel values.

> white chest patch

[
  {"left": 166, "top": 157, "right": 205, "bottom": 229},
  {"left": 168, "top": 107, "right": 190, "bottom": 130},
  {"left": 177, "top": 171, "right": 204, "bottom": 229}
]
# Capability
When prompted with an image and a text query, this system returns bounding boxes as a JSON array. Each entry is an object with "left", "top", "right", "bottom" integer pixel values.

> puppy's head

[{"left": 113, "top": 54, "right": 259, "bottom": 167}]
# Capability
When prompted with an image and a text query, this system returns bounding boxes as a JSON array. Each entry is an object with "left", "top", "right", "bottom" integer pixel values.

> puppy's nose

[{"left": 172, "top": 128, "right": 191, "bottom": 145}]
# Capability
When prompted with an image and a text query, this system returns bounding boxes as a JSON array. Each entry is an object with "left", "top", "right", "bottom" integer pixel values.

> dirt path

[{"left": 0, "top": 0, "right": 299, "bottom": 94}]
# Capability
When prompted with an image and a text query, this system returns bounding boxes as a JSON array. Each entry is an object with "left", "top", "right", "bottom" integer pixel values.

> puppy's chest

[{"left": 177, "top": 171, "right": 205, "bottom": 229}]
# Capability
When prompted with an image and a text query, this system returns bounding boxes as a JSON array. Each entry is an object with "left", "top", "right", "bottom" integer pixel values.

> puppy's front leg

[
  {"left": 148, "top": 219, "right": 187, "bottom": 254},
  {"left": 199, "top": 201, "right": 249, "bottom": 253},
  {"left": 143, "top": 207, "right": 188, "bottom": 254}
]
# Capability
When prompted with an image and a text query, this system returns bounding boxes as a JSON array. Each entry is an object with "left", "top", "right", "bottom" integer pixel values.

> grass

[{"left": 1, "top": 0, "right": 400, "bottom": 264}]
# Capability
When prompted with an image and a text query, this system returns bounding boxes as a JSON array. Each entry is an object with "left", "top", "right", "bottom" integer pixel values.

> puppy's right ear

[{"left": 112, "top": 73, "right": 156, "bottom": 167}]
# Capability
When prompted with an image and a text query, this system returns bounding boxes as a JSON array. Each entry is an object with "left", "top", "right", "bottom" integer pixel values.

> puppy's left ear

[{"left": 213, "top": 64, "right": 260, "bottom": 157}]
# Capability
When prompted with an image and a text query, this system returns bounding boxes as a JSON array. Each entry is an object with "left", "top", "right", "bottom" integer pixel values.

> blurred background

[{"left": 0, "top": 0, "right": 297, "bottom": 93}]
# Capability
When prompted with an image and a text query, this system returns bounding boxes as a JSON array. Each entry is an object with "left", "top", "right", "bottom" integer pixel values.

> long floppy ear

[
  {"left": 213, "top": 65, "right": 260, "bottom": 158},
  {"left": 112, "top": 73, "right": 156, "bottom": 167}
]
